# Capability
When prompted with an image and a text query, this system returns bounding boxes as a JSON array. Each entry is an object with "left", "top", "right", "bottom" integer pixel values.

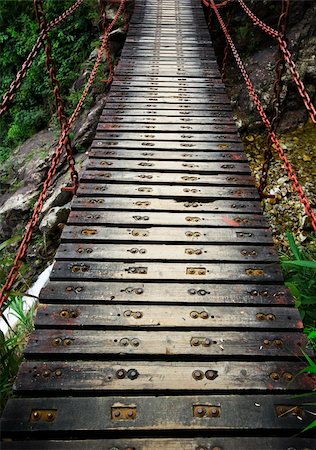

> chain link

[
  {"left": 237, "top": 0, "right": 316, "bottom": 125},
  {"left": 258, "top": 0, "right": 290, "bottom": 196},
  {"left": 210, "top": 0, "right": 316, "bottom": 232},
  {"left": 0, "top": 0, "right": 127, "bottom": 312},
  {"left": 34, "top": 0, "right": 79, "bottom": 194},
  {"left": 221, "top": 1, "right": 233, "bottom": 81},
  {"left": 0, "top": 0, "right": 84, "bottom": 117}
]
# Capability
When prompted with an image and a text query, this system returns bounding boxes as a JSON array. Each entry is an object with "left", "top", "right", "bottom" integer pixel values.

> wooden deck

[{"left": 1, "top": 0, "right": 316, "bottom": 448}]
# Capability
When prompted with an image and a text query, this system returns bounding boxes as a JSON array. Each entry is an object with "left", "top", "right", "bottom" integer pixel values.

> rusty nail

[
  {"left": 190, "top": 311, "right": 199, "bottom": 319},
  {"left": 203, "top": 338, "right": 211, "bottom": 347},
  {"left": 274, "top": 339, "right": 283, "bottom": 347},
  {"left": 256, "top": 313, "right": 265, "bottom": 321},
  {"left": 205, "top": 370, "right": 218, "bottom": 380},
  {"left": 52, "top": 338, "right": 62, "bottom": 346},
  {"left": 283, "top": 372, "right": 294, "bottom": 381},
  {"left": 64, "top": 338, "right": 72, "bottom": 346},
  {"left": 191, "top": 338, "right": 200, "bottom": 346},
  {"left": 263, "top": 339, "right": 270, "bottom": 346},
  {"left": 46, "top": 412, "right": 54, "bottom": 421},
  {"left": 201, "top": 311, "right": 209, "bottom": 319},
  {"left": 32, "top": 411, "right": 40, "bottom": 420}
]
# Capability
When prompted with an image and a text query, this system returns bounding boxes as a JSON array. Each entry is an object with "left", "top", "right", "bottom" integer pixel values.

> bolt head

[
  {"left": 191, "top": 338, "right": 200, "bottom": 346},
  {"left": 192, "top": 370, "right": 204, "bottom": 380},
  {"left": 116, "top": 369, "right": 126, "bottom": 379}
]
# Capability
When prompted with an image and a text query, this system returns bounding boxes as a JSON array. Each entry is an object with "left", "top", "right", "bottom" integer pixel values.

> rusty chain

[
  {"left": 258, "top": 0, "right": 290, "bottom": 196},
  {"left": 221, "top": 1, "right": 233, "bottom": 81},
  {"left": 0, "top": 0, "right": 126, "bottom": 312},
  {"left": 34, "top": 0, "right": 79, "bottom": 194},
  {"left": 237, "top": 0, "right": 316, "bottom": 125},
  {"left": 0, "top": 0, "right": 84, "bottom": 117},
  {"left": 210, "top": 0, "right": 316, "bottom": 231}
]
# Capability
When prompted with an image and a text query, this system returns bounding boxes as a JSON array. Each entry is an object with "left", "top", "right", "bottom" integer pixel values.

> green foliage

[
  {"left": 0, "top": 0, "right": 99, "bottom": 162},
  {"left": 281, "top": 232, "right": 316, "bottom": 336}
]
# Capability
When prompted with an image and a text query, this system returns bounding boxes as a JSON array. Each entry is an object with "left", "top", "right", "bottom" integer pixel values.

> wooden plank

[
  {"left": 55, "top": 243, "right": 276, "bottom": 262},
  {"left": 80, "top": 170, "right": 255, "bottom": 186},
  {"left": 14, "top": 360, "right": 311, "bottom": 392},
  {"left": 77, "top": 184, "right": 259, "bottom": 200},
  {"left": 2, "top": 395, "right": 315, "bottom": 433},
  {"left": 66, "top": 211, "right": 267, "bottom": 228},
  {"left": 72, "top": 197, "right": 262, "bottom": 213},
  {"left": 97, "top": 122, "right": 237, "bottom": 133},
  {"left": 35, "top": 304, "right": 301, "bottom": 330},
  {"left": 61, "top": 226, "right": 273, "bottom": 245},
  {"left": 92, "top": 139, "right": 242, "bottom": 151},
  {"left": 50, "top": 261, "right": 283, "bottom": 282},
  {"left": 95, "top": 132, "right": 241, "bottom": 143},
  {"left": 3, "top": 437, "right": 316, "bottom": 450},
  {"left": 24, "top": 329, "right": 306, "bottom": 357},
  {"left": 88, "top": 150, "right": 246, "bottom": 161},
  {"left": 85, "top": 159, "right": 250, "bottom": 173},
  {"left": 101, "top": 108, "right": 234, "bottom": 118},
  {"left": 98, "top": 115, "right": 235, "bottom": 125},
  {"left": 39, "top": 281, "right": 294, "bottom": 306}
]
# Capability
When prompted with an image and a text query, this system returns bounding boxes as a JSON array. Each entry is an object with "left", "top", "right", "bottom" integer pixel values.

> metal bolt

[
  {"left": 46, "top": 412, "right": 54, "bottom": 421},
  {"left": 131, "top": 339, "right": 140, "bottom": 347},
  {"left": 203, "top": 338, "right": 211, "bottom": 347},
  {"left": 274, "top": 339, "right": 283, "bottom": 347},
  {"left": 125, "top": 310, "right": 132, "bottom": 317},
  {"left": 261, "top": 290, "right": 269, "bottom": 296},
  {"left": 127, "top": 410, "right": 134, "bottom": 418},
  {"left": 196, "top": 407, "right": 205, "bottom": 416},
  {"left": 136, "top": 288, "right": 144, "bottom": 295},
  {"left": 32, "top": 411, "right": 40, "bottom": 421},
  {"left": 201, "top": 311, "right": 209, "bottom": 319},
  {"left": 64, "top": 338, "right": 72, "bottom": 346},
  {"left": 191, "top": 338, "right": 200, "bottom": 346},
  {"left": 114, "top": 410, "right": 120, "bottom": 418},
  {"left": 256, "top": 313, "right": 265, "bottom": 321},
  {"left": 251, "top": 290, "right": 258, "bottom": 296},
  {"left": 190, "top": 311, "right": 199, "bottom": 319},
  {"left": 120, "top": 338, "right": 129, "bottom": 347},
  {"left": 55, "top": 369, "right": 62, "bottom": 377},
  {"left": 52, "top": 338, "right": 62, "bottom": 346},
  {"left": 283, "top": 372, "right": 294, "bottom": 381},
  {"left": 270, "top": 372, "right": 280, "bottom": 381},
  {"left": 127, "top": 369, "right": 139, "bottom": 380},
  {"left": 211, "top": 408, "right": 219, "bottom": 417},
  {"left": 42, "top": 370, "right": 50, "bottom": 378},
  {"left": 267, "top": 314, "right": 276, "bottom": 321},
  {"left": 205, "top": 370, "right": 218, "bottom": 380},
  {"left": 198, "top": 290, "right": 208, "bottom": 296},
  {"left": 60, "top": 310, "right": 69, "bottom": 318},
  {"left": 263, "top": 339, "right": 270, "bottom": 346},
  {"left": 135, "top": 311, "right": 143, "bottom": 319},
  {"left": 188, "top": 288, "right": 196, "bottom": 295},
  {"left": 192, "top": 370, "right": 204, "bottom": 380},
  {"left": 116, "top": 369, "right": 126, "bottom": 379}
]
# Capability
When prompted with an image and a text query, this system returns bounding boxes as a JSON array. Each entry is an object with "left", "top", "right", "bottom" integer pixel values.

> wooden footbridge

[{"left": 1, "top": 0, "right": 316, "bottom": 448}]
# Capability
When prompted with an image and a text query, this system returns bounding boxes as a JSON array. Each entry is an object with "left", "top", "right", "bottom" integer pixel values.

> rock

[
  {"left": 0, "top": 187, "right": 39, "bottom": 240},
  {"left": 73, "top": 95, "right": 108, "bottom": 148},
  {"left": 39, "top": 204, "right": 71, "bottom": 236}
]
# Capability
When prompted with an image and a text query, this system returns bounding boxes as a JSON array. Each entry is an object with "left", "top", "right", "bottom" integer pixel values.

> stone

[{"left": 39, "top": 204, "right": 71, "bottom": 236}]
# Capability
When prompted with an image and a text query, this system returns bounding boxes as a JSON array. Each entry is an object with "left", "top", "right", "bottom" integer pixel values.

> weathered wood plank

[
  {"left": 2, "top": 395, "right": 315, "bottom": 433},
  {"left": 39, "top": 281, "right": 294, "bottom": 306},
  {"left": 99, "top": 114, "right": 235, "bottom": 125},
  {"left": 92, "top": 139, "right": 243, "bottom": 151},
  {"left": 24, "top": 329, "right": 307, "bottom": 357},
  {"left": 72, "top": 197, "right": 262, "bottom": 213},
  {"left": 85, "top": 159, "right": 250, "bottom": 173},
  {"left": 97, "top": 122, "right": 237, "bottom": 133},
  {"left": 35, "top": 304, "right": 301, "bottom": 330},
  {"left": 94, "top": 131, "right": 241, "bottom": 143},
  {"left": 77, "top": 184, "right": 259, "bottom": 200},
  {"left": 15, "top": 360, "right": 311, "bottom": 392},
  {"left": 55, "top": 243, "right": 276, "bottom": 262},
  {"left": 66, "top": 210, "right": 267, "bottom": 228},
  {"left": 61, "top": 226, "right": 273, "bottom": 245},
  {"left": 81, "top": 170, "right": 255, "bottom": 186},
  {"left": 3, "top": 437, "right": 316, "bottom": 450}
]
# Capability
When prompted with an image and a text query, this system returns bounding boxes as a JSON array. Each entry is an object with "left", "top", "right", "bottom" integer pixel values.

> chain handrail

[
  {"left": 0, "top": 0, "right": 126, "bottom": 313},
  {"left": 0, "top": 0, "right": 84, "bottom": 117},
  {"left": 209, "top": 0, "right": 316, "bottom": 232}
]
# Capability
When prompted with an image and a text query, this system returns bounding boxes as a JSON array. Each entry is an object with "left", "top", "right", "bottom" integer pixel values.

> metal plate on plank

[
  {"left": 24, "top": 329, "right": 306, "bottom": 357},
  {"left": 2, "top": 437, "right": 316, "bottom": 450},
  {"left": 2, "top": 395, "right": 315, "bottom": 433},
  {"left": 62, "top": 226, "right": 273, "bottom": 244},
  {"left": 50, "top": 261, "right": 283, "bottom": 282},
  {"left": 66, "top": 211, "right": 267, "bottom": 228},
  {"left": 77, "top": 184, "right": 259, "bottom": 200},
  {"left": 72, "top": 197, "right": 262, "bottom": 213},
  {"left": 39, "top": 281, "right": 293, "bottom": 306},
  {"left": 15, "top": 360, "right": 310, "bottom": 392},
  {"left": 56, "top": 243, "right": 276, "bottom": 262},
  {"left": 35, "top": 304, "right": 301, "bottom": 330}
]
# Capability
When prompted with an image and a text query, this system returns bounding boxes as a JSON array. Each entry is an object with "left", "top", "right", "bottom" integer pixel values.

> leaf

[
  {"left": 286, "top": 232, "right": 302, "bottom": 261},
  {"left": 303, "top": 418, "right": 316, "bottom": 433},
  {"left": 282, "top": 260, "right": 316, "bottom": 269},
  {"left": 0, "top": 235, "right": 21, "bottom": 252}
]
